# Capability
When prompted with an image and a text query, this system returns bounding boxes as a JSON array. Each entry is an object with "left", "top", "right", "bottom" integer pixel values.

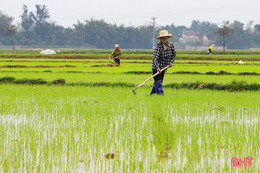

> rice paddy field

[{"left": 0, "top": 49, "right": 259, "bottom": 172}]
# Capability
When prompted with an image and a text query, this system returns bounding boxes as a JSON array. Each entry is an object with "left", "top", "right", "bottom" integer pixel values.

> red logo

[{"left": 231, "top": 157, "right": 254, "bottom": 167}]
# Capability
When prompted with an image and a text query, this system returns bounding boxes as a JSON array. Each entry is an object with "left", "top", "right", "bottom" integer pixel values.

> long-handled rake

[{"left": 132, "top": 65, "right": 170, "bottom": 94}]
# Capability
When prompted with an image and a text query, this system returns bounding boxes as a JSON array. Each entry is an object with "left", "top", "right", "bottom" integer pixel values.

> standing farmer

[
  {"left": 208, "top": 44, "right": 215, "bottom": 55},
  {"left": 109, "top": 44, "right": 121, "bottom": 65},
  {"left": 151, "top": 30, "right": 176, "bottom": 95}
]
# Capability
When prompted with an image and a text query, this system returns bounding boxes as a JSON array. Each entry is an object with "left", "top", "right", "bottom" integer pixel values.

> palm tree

[
  {"left": 1, "top": 24, "right": 17, "bottom": 50},
  {"left": 215, "top": 21, "right": 232, "bottom": 52}
]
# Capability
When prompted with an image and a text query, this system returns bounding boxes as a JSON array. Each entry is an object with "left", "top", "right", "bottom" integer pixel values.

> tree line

[{"left": 0, "top": 4, "right": 260, "bottom": 49}]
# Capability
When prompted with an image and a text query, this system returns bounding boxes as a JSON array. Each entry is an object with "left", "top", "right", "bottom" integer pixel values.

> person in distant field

[
  {"left": 151, "top": 30, "right": 176, "bottom": 95},
  {"left": 109, "top": 44, "right": 121, "bottom": 65},
  {"left": 208, "top": 44, "right": 215, "bottom": 55}
]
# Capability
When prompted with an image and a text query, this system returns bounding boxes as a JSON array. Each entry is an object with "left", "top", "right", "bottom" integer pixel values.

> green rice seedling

[
  {"left": 0, "top": 49, "right": 259, "bottom": 172},
  {"left": 0, "top": 72, "right": 259, "bottom": 87},
  {"left": 0, "top": 85, "right": 258, "bottom": 172}
]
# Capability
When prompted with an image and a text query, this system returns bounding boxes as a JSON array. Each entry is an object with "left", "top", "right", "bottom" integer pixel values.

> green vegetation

[
  {"left": 0, "top": 49, "right": 259, "bottom": 172},
  {"left": 1, "top": 49, "right": 260, "bottom": 55},
  {"left": 0, "top": 76, "right": 259, "bottom": 91},
  {"left": 1, "top": 49, "right": 260, "bottom": 62},
  {"left": 1, "top": 6, "right": 260, "bottom": 49},
  {"left": 0, "top": 85, "right": 258, "bottom": 172}
]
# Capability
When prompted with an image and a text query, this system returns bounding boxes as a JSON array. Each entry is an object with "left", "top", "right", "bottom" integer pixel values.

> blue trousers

[
  {"left": 114, "top": 58, "right": 120, "bottom": 65},
  {"left": 150, "top": 80, "right": 164, "bottom": 95},
  {"left": 150, "top": 69, "right": 165, "bottom": 95}
]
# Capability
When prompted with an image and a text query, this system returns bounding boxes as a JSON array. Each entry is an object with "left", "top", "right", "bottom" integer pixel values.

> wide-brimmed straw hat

[{"left": 157, "top": 30, "right": 172, "bottom": 39}]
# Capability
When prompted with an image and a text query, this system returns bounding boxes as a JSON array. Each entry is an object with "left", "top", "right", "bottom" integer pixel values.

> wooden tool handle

[{"left": 132, "top": 65, "right": 170, "bottom": 92}]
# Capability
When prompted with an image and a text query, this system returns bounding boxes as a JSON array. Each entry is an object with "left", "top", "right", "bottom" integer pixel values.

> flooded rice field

[{"left": 0, "top": 85, "right": 259, "bottom": 172}]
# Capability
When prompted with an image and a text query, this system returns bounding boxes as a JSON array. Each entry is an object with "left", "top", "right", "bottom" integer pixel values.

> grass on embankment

[
  {"left": 1, "top": 54, "right": 260, "bottom": 61},
  {"left": 0, "top": 76, "right": 259, "bottom": 91},
  {"left": 1, "top": 49, "right": 260, "bottom": 55},
  {"left": 1, "top": 49, "right": 260, "bottom": 61},
  {"left": 0, "top": 71, "right": 259, "bottom": 85}
]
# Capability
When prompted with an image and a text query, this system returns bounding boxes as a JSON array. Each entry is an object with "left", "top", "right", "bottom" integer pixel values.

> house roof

[
  {"left": 197, "top": 34, "right": 204, "bottom": 40},
  {"left": 205, "top": 34, "right": 215, "bottom": 40},
  {"left": 183, "top": 30, "right": 199, "bottom": 36}
]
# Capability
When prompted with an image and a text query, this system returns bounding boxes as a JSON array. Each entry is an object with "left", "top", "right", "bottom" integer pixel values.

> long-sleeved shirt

[
  {"left": 209, "top": 45, "right": 214, "bottom": 50},
  {"left": 152, "top": 42, "right": 176, "bottom": 71},
  {"left": 110, "top": 49, "right": 122, "bottom": 59}
]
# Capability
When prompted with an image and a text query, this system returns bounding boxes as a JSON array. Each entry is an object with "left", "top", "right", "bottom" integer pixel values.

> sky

[{"left": 1, "top": 0, "right": 260, "bottom": 28}]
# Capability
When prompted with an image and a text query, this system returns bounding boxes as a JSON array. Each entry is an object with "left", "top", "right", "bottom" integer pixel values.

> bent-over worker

[
  {"left": 208, "top": 44, "right": 215, "bottom": 55},
  {"left": 109, "top": 44, "right": 121, "bottom": 65}
]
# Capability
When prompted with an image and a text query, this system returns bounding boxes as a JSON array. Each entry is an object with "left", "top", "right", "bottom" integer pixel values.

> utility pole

[
  {"left": 194, "top": 31, "right": 197, "bottom": 50},
  {"left": 151, "top": 17, "right": 156, "bottom": 49}
]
